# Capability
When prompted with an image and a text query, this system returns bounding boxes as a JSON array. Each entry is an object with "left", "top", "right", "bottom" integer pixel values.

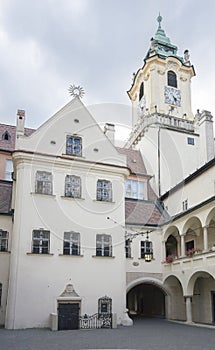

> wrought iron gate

[{"left": 79, "top": 313, "right": 112, "bottom": 329}]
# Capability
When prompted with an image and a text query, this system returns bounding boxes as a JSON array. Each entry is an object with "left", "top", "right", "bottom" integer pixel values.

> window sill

[
  {"left": 93, "top": 200, "right": 115, "bottom": 204},
  {"left": 61, "top": 196, "right": 85, "bottom": 201},
  {"left": 138, "top": 257, "right": 154, "bottom": 260},
  {"left": 92, "top": 255, "right": 115, "bottom": 259},
  {"left": 30, "top": 192, "right": 56, "bottom": 198},
  {"left": 126, "top": 257, "right": 134, "bottom": 259},
  {"left": 26, "top": 253, "right": 54, "bottom": 256},
  {"left": 0, "top": 251, "right": 11, "bottom": 254},
  {"left": 59, "top": 254, "right": 84, "bottom": 257},
  {"left": 62, "top": 153, "right": 85, "bottom": 159}
]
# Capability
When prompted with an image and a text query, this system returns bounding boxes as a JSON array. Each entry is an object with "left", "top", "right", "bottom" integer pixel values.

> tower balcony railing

[{"left": 125, "top": 112, "right": 194, "bottom": 148}]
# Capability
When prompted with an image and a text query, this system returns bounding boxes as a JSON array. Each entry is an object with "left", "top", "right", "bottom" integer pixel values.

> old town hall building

[{"left": 0, "top": 16, "right": 215, "bottom": 330}]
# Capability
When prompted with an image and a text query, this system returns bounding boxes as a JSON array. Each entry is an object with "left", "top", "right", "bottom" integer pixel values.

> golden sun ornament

[{"left": 68, "top": 85, "right": 85, "bottom": 99}]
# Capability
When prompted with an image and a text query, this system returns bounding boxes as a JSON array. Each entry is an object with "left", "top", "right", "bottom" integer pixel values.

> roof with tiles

[
  {"left": 125, "top": 199, "right": 166, "bottom": 226},
  {"left": 0, "top": 124, "right": 35, "bottom": 152},
  {"left": 116, "top": 147, "right": 147, "bottom": 175},
  {"left": 117, "top": 147, "right": 168, "bottom": 226},
  {"left": 0, "top": 181, "right": 12, "bottom": 214}
]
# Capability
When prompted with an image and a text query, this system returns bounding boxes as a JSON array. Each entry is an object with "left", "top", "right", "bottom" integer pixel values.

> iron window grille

[
  {"left": 63, "top": 232, "right": 80, "bottom": 255},
  {"left": 0, "top": 230, "right": 8, "bottom": 252},
  {"left": 140, "top": 240, "right": 153, "bottom": 259},
  {"left": 96, "top": 234, "right": 112, "bottom": 257},
  {"left": 32, "top": 230, "right": 50, "bottom": 254},
  {"left": 97, "top": 180, "right": 112, "bottom": 202},
  {"left": 125, "top": 239, "right": 132, "bottom": 258},
  {"left": 66, "top": 136, "right": 82, "bottom": 156},
  {"left": 65, "top": 175, "right": 81, "bottom": 198},
  {"left": 35, "top": 171, "right": 52, "bottom": 195}
]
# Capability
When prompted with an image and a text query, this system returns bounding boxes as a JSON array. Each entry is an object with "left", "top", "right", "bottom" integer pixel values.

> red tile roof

[
  {"left": 116, "top": 147, "right": 147, "bottom": 175},
  {"left": 0, "top": 181, "right": 12, "bottom": 214},
  {"left": 125, "top": 199, "right": 166, "bottom": 226},
  {"left": 0, "top": 124, "right": 35, "bottom": 152}
]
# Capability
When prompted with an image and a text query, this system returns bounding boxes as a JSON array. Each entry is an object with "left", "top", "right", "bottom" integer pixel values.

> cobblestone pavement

[{"left": 1, "top": 318, "right": 215, "bottom": 350}]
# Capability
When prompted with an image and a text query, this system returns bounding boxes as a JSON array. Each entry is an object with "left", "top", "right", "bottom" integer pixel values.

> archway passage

[{"left": 127, "top": 283, "right": 166, "bottom": 318}]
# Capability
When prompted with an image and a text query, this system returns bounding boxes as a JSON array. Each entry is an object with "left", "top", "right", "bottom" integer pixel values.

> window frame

[
  {"left": 167, "top": 70, "right": 177, "bottom": 88},
  {"left": 0, "top": 283, "right": 2, "bottom": 306},
  {"left": 65, "top": 175, "right": 81, "bottom": 198},
  {"left": 96, "top": 234, "right": 112, "bottom": 257},
  {"left": 63, "top": 231, "right": 80, "bottom": 256},
  {"left": 125, "top": 179, "right": 144, "bottom": 200},
  {"left": 32, "top": 229, "right": 50, "bottom": 254},
  {"left": 140, "top": 240, "right": 153, "bottom": 259},
  {"left": 35, "top": 171, "right": 53, "bottom": 195},
  {"left": 96, "top": 179, "right": 112, "bottom": 202},
  {"left": 0, "top": 230, "right": 8, "bottom": 252},
  {"left": 66, "top": 135, "right": 82, "bottom": 157},
  {"left": 125, "top": 239, "right": 132, "bottom": 258}
]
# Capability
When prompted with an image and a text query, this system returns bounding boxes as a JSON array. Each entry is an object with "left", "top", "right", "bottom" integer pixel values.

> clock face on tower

[{"left": 164, "top": 86, "right": 181, "bottom": 106}]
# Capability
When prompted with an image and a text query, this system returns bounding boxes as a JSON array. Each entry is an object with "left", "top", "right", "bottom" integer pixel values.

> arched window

[
  {"left": 167, "top": 71, "right": 177, "bottom": 88},
  {"left": 139, "top": 82, "right": 144, "bottom": 101},
  {"left": 2, "top": 131, "right": 11, "bottom": 141}
]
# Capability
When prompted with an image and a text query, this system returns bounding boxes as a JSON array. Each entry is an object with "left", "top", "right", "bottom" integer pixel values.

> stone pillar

[
  {"left": 185, "top": 296, "right": 192, "bottom": 323},
  {"left": 162, "top": 240, "right": 166, "bottom": 261},
  {"left": 180, "top": 234, "right": 185, "bottom": 257},
  {"left": 203, "top": 226, "right": 208, "bottom": 252}
]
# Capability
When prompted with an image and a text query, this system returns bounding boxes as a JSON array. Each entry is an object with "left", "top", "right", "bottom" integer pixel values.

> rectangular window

[
  {"left": 63, "top": 232, "right": 80, "bottom": 255},
  {"left": 97, "top": 180, "right": 112, "bottom": 202},
  {"left": 0, "top": 230, "right": 8, "bottom": 252},
  {"left": 65, "top": 175, "right": 81, "bottom": 198},
  {"left": 96, "top": 234, "right": 112, "bottom": 257},
  {"left": 32, "top": 230, "right": 50, "bottom": 254},
  {"left": 182, "top": 199, "right": 188, "bottom": 211},
  {"left": 5, "top": 159, "right": 13, "bottom": 181},
  {"left": 66, "top": 136, "right": 82, "bottom": 156},
  {"left": 125, "top": 180, "right": 144, "bottom": 200},
  {"left": 35, "top": 171, "right": 52, "bottom": 195},
  {"left": 125, "top": 239, "right": 132, "bottom": 258},
  {"left": 187, "top": 137, "right": 194, "bottom": 145},
  {"left": 140, "top": 240, "right": 153, "bottom": 259}
]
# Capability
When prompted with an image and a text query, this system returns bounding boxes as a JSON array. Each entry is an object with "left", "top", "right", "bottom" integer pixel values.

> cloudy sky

[{"left": 0, "top": 0, "right": 215, "bottom": 138}]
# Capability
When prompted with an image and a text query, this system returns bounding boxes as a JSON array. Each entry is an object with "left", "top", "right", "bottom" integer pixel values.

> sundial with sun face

[{"left": 68, "top": 85, "right": 85, "bottom": 99}]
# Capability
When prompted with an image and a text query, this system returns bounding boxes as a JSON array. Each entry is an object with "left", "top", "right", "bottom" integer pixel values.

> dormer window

[
  {"left": 167, "top": 70, "right": 177, "bottom": 88},
  {"left": 139, "top": 82, "right": 144, "bottom": 101},
  {"left": 66, "top": 136, "right": 82, "bottom": 156},
  {"left": 125, "top": 180, "right": 144, "bottom": 200},
  {"left": 2, "top": 131, "right": 11, "bottom": 141}
]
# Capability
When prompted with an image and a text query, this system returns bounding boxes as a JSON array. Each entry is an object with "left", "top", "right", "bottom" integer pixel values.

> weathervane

[{"left": 68, "top": 84, "right": 85, "bottom": 99}]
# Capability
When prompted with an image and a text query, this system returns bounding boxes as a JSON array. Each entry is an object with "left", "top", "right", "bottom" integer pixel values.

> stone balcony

[
  {"left": 163, "top": 250, "right": 215, "bottom": 275},
  {"left": 125, "top": 112, "right": 194, "bottom": 147}
]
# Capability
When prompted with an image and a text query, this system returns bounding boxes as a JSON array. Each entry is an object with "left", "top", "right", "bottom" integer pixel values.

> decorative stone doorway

[{"left": 57, "top": 284, "right": 81, "bottom": 331}]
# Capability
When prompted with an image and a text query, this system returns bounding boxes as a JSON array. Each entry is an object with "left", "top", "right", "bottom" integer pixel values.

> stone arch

[
  {"left": 164, "top": 226, "right": 180, "bottom": 259},
  {"left": 163, "top": 275, "right": 186, "bottom": 321},
  {"left": 206, "top": 207, "right": 215, "bottom": 250},
  {"left": 126, "top": 278, "right": 168, "bottom": 318},
  {"left": 187, "top": 271, "right": 215, "bottom": 324},
  {"left": 182, "top": 216, "right": 203, "bottom": 253}
]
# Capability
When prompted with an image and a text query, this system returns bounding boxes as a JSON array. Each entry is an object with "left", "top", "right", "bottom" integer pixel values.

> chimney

[
  {"left": 104, "top": 123, "right": 115, "bottom": 145},
  {"left": 16, "top": 109, "right": 25, "bottom": 137}
]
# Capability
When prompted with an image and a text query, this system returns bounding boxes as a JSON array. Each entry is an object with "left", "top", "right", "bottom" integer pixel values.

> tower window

[
  {"left": 167, "top": 70, "right": 177, "bottom": 88},
  {"left": 2, "top": 131, "right": 11, "bottom": 141},
  {"left": 139, "top": 82, "right": 144, "bottom": 101}
]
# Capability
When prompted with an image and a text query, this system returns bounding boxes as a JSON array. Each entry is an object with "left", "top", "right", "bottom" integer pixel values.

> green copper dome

[{"left": 145, "top": 15, "right": 183, "bottom": 62}]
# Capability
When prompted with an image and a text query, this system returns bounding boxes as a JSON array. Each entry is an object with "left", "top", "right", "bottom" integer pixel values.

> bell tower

[{"left": 128, "top": 15, "right": 195, "bottom": 128}]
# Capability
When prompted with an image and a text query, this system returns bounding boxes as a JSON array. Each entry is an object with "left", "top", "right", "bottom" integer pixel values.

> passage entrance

[
  {"left": 58, "top": 303, "right": 79, "bottom": 330},
  {"left": 127, "top": 283, "right": 166, "bottom": 318}
]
